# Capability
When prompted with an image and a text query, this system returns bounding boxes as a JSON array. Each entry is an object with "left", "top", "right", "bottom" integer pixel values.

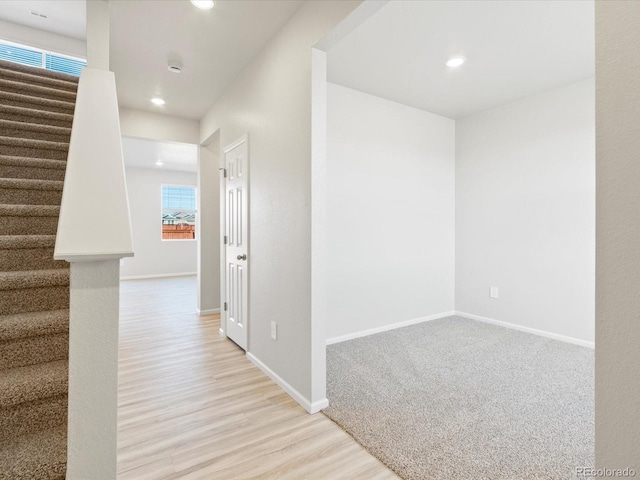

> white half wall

[
  {"left": 326, "top": 83, "right": 455, "bottom": 340},
  {"left": 120, "top": 167, "right": 197, "bottom": 279},
  {"left": 455, "top": 78, "right": 595, "bottom": 344}
]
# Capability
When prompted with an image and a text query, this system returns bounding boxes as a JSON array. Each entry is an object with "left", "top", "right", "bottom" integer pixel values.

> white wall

[
  {"left": 120, "top": 167, "right": 197, "bottom": 279},
  {"left": 0, "top": 19, "right": 86, "bottom": 59},
  {"left": 326, "top": 83, "right": 455, "bottom": 341},
  {"left": 198, "top": 144, "right": 221, "bottom": 314},
  {"left": 200, "top": 1, "right": 361, "bottom": 411},
  {"left": 119, "top": 107, "right": 200, "bottom": 145},
  {"left": 456, "top": 78, "right": 595, "bottom": 344},
  {"left": 596, "top": 0, "right": 640, "bottom": 467}
]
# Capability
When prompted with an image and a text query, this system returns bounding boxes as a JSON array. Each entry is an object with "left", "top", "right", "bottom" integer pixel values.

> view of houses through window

[{"left": 161, "top": 185, "right": 196, "bottom": 240}]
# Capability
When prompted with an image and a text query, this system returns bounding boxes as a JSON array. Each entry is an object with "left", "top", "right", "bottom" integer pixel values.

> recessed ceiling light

[
  {"left": 155, "top": 160, "right": 164, "bottom": 166},
  {"left": 191, "top": 0, "right": 214, "bottom": 10},
  {"left": 151, "top": 97, "right": 165, "bottom": 106},
  {"left": 446, "top": 57, "right": 466, "bottom": 68}
]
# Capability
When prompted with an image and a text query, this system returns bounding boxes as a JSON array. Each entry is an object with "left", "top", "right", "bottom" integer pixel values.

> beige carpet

[
  {"left": 0, "top": 59, "right": 77, "bottom": 479},
  {"left": 324, "top": 316, "right": 594, "bottom": 480}
]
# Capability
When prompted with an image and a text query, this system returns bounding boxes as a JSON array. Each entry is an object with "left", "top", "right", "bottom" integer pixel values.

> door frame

[{"left": 220, "top": 133, "right": 250, "bottom": 349}]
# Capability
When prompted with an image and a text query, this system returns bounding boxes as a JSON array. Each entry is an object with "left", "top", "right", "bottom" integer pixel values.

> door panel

[{"left": 224, "top": 137, "right": 248, "bottom": 350}]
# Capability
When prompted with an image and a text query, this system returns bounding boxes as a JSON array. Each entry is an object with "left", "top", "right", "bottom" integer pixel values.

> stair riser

[
  {"left": 0, "top": 248, "right": 67, "bottom": 272},
  {"left": 0, "top": 188, "right": 62, "bottom": 206},
  {"left": 0, "top": 144, "right": 67, "bottom": 161},
  {"left": 0, "top": 61, "right": 79, "bottom": 89},
  {"left": 0, "top": 395, "right": 67, "bottom": 439},
  {"left": 0, "top": 334, "right": 68, "bottom": 370},
  {"left": 0, "top": 127, "right": 71, "bottom": 144},
  {"left": 0, "top": 68, "right": 78, "bottom": 93},
  {"left": 0, "top": 164, "right": 65, "bottom": 181},
  {"left": 0, "top": 97, "right": 75, "bottom": 116},
  {"left": 0, "top": 216, "right": 58, "bottom": 235},
  {"left": 0, "top": 310, "right": 69, "bottom": 342},
  {"left": 0, "top": 109, "right": 72, "bottom": 129},
  {"left": 0, "top": 286, "right": 69, "bottom": 316},
  {"left": 0, "top": 83, "right": 76, "bottom": 104}
]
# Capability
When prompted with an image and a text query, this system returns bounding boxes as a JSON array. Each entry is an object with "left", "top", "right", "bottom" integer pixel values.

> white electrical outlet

[
  {"left": 271, "top": 321, "right": 277, "bottom": 340},
  {"left": 490, "top": 286, "right": 499, "bottom": 299}
]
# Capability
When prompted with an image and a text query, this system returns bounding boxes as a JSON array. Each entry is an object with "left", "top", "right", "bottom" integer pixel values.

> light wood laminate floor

[{"left": 118, "top": 276, "right": 398, "bottom": 479}]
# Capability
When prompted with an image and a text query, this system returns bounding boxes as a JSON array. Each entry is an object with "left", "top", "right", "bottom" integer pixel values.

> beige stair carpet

[{"left": 0, "top": 59, "right": 77, "bottom": 480}]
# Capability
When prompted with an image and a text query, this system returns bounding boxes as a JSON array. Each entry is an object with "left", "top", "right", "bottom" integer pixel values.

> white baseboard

[
  {"left": 218, "top": 328, "right": 226, "bottom": 337},
  {"left": 246, "top": 352, "right": 327, "bottom": 414},
  {"left": 197, "top": 308, "right": 220, "bottom": 316},
  {"left": 120, "top": 272, "right": 197, "bottom": 281},
  {"left": 455, "top": 311, "right": 595, "bottom": 349},
  {"left": 311, "top": 397, "right": 329, "bottom": 412},
  {"left": 326, "top": 311, "right": 455, "bottom": 345}
]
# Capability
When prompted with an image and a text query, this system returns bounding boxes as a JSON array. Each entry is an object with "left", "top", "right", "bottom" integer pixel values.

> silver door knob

[{"left": 237, "top": 254, "right": 247, "bottom": 261}]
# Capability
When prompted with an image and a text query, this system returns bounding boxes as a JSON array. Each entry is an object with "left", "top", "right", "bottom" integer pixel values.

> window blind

[
  {"left": 0, "top": 43, "right": 42, "bottom": 68},
  {"left": 0, "top": 41, "right": 86, "bottom": 77},
  {"left": 162, "top": 186, "right": 196, "bottom": 211},
  {"left": 45, "top": 53, "right": 86, "bottom": 76}
]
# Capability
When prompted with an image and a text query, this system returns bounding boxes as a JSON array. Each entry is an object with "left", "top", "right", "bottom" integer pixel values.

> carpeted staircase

[{"left": 0, "top": 59, "right": 77, "bottom": 479}]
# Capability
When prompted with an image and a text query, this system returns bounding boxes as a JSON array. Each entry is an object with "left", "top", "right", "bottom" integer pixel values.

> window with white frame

[
  {"left": 161, "top": 185, "right": 196, "bottom": 240},
  {"left": 0, "top": 39, "right": 86, "bottom": 76}
]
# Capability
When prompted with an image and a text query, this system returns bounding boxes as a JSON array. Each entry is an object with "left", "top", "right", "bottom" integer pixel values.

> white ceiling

[
  {"left": 122, "top": 136, "right": 198, "bottom": 173},
  {"left": 0, "top": 0, "right": 303, "bottom": 120},
  {"left": 0, "top": 0, "right": 85, "bottom": 39},
  {"left": 0, "top": 1, "right": 594, "bottom": 121},
  {"left": 109, "top": 0, "right": 304, "bottom": 119},
  {"left": 328, "top": 0, "right": 594, "bottom": 119}
]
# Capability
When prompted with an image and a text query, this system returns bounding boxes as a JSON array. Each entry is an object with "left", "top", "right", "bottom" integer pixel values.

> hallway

[{"left": 117, "top": 276, "right": 396, "bottom": 479}]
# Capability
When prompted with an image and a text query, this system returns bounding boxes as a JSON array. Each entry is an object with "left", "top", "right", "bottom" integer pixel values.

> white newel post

[
  {"left": 54, "top": 2, "right": 133, "bottom": 479},
  {"left": 64, "top": 261, "right": 123, "bottom": 479}
]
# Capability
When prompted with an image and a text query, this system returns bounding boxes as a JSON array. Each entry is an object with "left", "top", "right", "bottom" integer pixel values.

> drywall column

[
  {"left": 309, "top": 0, "right": 392, "bottom": 411},
  {"left": 197, "top": 145, "right": 221, "bottom": 315},
  {"left": 86, "top": 0, "right": 109, "bottom": 70},
  {"left": 310, "top": 47, "right": 328, "bottom": 410},
  {"left": 54, "top": 2, "right": 133, "bottom": 478},
  {"left": 595, "top": 0, "right": 640, "bottom": 469}
]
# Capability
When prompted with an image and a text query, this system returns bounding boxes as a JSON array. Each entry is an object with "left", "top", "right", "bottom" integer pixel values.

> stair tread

[
  {"left": 0, "top": 136, "right": 69, "bottom": 152},
  {"left": 0, "top": 360, "right": 68, "bottom": 408},
  {"left": 0, "top": 269, "right": 69, "bottom": 291},
  {"left": 0, "top": 58, "right": 79, "bottom": 84},
  {"left": 0, "top": 394, "right": 67, "bottom": 441},
  {"left": 0, "top": 310, "right": 68, "bottom": 342},
  {"left": 0, "top": 155, "right": 66, "bottom": 170},
  {"left": 0, "top": 204, "right": 60, "bottom": 217},
  {"left": 0, "top": 119, "right": 71, "bottom": 136},
  {"left": 0, "top": 103, "right": 74, "bottom": 122},
  {"left": 0, "top": 90, "right": 75, "bottom": 112},
  {"left": 0, "top": 424, "right": 66, "bottom": 479},
  {"left": 0, "top": 178, "right": 64, "bottom": 191},
  {"left": 0, "top": 77, "right": 77, "bottom": 100},
  {"left": 0, "top": 235, "right": 56, "bottom": 249}
]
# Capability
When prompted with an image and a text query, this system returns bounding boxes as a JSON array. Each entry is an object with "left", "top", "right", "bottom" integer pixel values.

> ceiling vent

[{"left": 167, "top": 62, "right": 182, "bottom": 74}]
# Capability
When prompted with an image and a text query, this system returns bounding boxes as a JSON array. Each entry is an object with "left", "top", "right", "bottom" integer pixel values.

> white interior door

[{"left": 224, "top": 135, "right": 249, "bottom": 350}]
